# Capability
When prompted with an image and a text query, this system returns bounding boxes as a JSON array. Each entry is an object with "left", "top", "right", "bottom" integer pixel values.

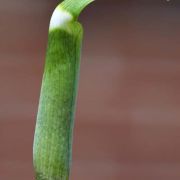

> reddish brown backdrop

[{"left": 1, "top": 0, "right": 180, "bottom": 179}]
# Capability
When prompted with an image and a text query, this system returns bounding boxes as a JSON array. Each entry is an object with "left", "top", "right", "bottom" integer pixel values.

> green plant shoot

[{"left": 33, "top": 0, "right": 94, "bottom": 179}]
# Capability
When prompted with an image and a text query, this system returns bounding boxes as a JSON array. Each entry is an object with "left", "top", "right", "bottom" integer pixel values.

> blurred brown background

[{"left": 1, "top": 0, "right": 180, "bottom": 179}]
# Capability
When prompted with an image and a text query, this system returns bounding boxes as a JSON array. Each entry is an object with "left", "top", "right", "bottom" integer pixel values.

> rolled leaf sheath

[{"left": 33, "top": 1, "right": 93, "bottom": 180}]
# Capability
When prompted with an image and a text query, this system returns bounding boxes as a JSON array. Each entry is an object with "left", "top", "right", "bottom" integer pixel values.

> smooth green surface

[
  {"left": 60, "top": 0, "right": 94, "bottom": 20},
  {"left": 33, "top": 0, "right": 93, "bottom": 179}
]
